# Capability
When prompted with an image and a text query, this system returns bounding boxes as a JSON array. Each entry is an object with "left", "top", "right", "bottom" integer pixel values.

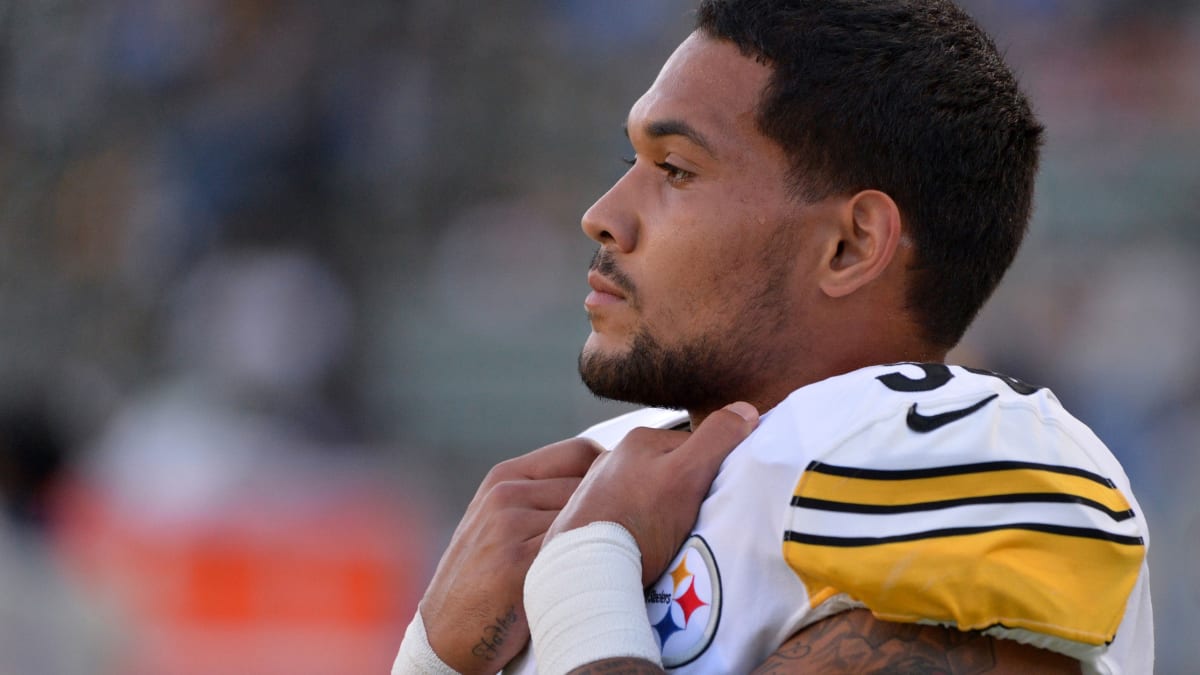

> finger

[
  {"left": 489, "top": 476, "right": 583, "bottom": 511},
  {"left": 476, "top": 505, "right": 562, "bottom": 550},
  {"left": 677, "top": 401, "right": 759, "bottom": 478},
  {"left": 516, "top": 510, "right": 559, "bottom": 544},
  {"left": 612, "top": 427, "right": 692, "bottom": 456},
  {"left": 495, "top": 438, "right": 605, "bottom": 482}
]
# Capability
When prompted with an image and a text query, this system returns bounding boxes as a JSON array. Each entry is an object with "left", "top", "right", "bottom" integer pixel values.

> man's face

[{"left": 578, "top": 32, "right": 833, "bottom": 415}]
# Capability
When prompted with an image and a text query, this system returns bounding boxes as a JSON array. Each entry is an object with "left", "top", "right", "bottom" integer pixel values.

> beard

[
  {"left": 578, "top": 323, "right": 768, "bottom": 413},
  {"left": 578, "top": 217, "right": 799, "bottom": 412},
  {"left": 578, "top": 303, "right": 787, "bottom": 413}
]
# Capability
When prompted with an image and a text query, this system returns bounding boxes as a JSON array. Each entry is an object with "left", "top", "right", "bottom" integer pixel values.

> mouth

[{"left": 585, "top": 270, "right": 627, "bottom": 310}]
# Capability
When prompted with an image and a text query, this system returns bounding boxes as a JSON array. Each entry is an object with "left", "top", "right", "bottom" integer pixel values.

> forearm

[
  {"left": 392, "top": 437, "right": 606, "bottom": 675},
  {"left": 525, "top": 523, "right": 663, "bottom": 675},
  {"left": 568, "top": 658, "right": 664, "bottom": 674}
]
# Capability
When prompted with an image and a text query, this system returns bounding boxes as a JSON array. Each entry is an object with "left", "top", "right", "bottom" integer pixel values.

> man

[{"left": 395, "top": 0, "right": 1153, "bottom": 673}]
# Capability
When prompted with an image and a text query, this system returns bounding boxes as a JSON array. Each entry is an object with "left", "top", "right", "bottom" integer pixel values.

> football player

[{"left": 394, "top": 1, "right": 1152, "bottom": 673}]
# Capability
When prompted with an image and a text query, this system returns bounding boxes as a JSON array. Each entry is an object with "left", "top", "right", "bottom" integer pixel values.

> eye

[
  {"left": 655, "top": 161, "right": 695, "bottom": 185},
  {"left": 621, "top": 156, "right": 636, "bottom": 167}
]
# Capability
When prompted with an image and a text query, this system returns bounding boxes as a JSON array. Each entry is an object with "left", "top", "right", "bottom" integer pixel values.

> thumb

[{"left": 679, "top": 401, "right": 760, "bottom": 479}]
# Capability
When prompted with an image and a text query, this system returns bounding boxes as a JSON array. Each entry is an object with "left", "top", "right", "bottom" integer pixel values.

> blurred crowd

[{"left": 0, "top": 0, "right": 1197, "bottom": 672}]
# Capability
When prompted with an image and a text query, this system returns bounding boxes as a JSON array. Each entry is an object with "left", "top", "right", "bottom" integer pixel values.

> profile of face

[{"left": 578, "top": 32, "right": 837, "bottom": 416}]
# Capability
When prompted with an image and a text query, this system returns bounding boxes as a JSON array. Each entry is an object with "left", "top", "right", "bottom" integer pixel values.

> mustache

[{"left": 589, "top": 249, "right": 637, "bottom": 298}]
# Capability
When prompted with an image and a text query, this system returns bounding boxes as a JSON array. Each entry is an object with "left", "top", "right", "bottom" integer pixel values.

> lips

[{"left": 585, "top": 270, "right": 627, "bottom": 309}]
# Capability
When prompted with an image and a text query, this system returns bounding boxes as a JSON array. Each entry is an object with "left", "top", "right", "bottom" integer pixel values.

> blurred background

[{"left": 0, "top": 0, "right": 1196, "bottom": 672}]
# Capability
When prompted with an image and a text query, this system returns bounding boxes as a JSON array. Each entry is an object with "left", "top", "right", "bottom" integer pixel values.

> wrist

[
  {"left": 392, "top": 608, "right": 461, "bottom": 675},
  {"left": 524, "top": 521, "right": 662, "bottom": 675}
]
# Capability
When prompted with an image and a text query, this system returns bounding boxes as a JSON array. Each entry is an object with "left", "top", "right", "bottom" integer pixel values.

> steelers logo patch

[{"left": 644, "top": 534, "right": 722, "bottom": 668}]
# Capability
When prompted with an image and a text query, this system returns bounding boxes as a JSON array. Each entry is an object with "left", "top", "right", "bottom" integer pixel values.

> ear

[{"left": 819, "top": 190, "right": 903, "bottom": 299}]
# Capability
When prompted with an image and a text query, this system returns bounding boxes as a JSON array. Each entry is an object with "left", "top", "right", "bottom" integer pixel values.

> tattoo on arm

[
  {"left": 753, "top": 609, "right": 1080, "bottom": 674},
  {"left": 470, "top": 605, "right": 519, "bottom": 661},
  {"left": 568, "top": 658, "right": 664, "bottom": 674},
  {"left": 753, "top": 609, "right": 988, "bottom": 675}
]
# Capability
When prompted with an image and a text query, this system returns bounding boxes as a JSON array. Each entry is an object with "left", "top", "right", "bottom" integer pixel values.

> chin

[
  {"left": 582, "top": 325, "right": 634, "bottom": 353},
  {"left": 577, "top": 328, "right": 738, "bottom": 413},
  {"left": 578, "top": 343, "right": 630, "bottom": 396}
]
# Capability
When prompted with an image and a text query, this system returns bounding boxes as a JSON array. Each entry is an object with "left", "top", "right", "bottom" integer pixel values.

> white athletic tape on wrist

[
  {"left": 525, "top": 521, "right": 662, "bottom": 675},
  {"left": 392, "top": 609, "right": 461, "bottom": 675}
]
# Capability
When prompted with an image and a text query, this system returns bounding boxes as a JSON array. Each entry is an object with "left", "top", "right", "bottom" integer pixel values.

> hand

[
  {"left": 545, "top": 402, "right": 759, "bottom": 585},
  {"left": 418, "top": 438, "right": 603, "bottom": 674}
]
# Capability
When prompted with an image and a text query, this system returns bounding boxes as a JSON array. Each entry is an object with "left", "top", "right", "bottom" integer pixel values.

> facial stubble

[{"left": 578, "top": 221, "right": 800, "bottom": 414}]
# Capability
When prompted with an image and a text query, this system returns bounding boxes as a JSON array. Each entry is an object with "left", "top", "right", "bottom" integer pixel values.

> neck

[{"left": 686, "top": 343, "right": 947, "bottom": 430}]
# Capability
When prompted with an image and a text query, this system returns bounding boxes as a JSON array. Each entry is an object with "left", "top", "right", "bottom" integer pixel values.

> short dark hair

[{"left": 696, "top": 0, "right": 1044, "bottom": 349}]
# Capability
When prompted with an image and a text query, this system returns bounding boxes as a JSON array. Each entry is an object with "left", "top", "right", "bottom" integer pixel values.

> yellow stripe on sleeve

[
  {"left": 784, "top": 526, "right": 1144, "bottom": 646},
  {"left": 786, "top": 461, "right": 1145, "bottom": 646},
  {"left": 796, "top": 466, "right": 1131, "bottom": 515}
]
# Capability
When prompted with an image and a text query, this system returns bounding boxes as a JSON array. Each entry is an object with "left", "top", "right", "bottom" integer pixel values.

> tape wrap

[
  {"left": 524, "top": 521, "right": 662, "bottom": 675},
  {"left": 392, "top": 609, "right": 461, "bottom": 675}
]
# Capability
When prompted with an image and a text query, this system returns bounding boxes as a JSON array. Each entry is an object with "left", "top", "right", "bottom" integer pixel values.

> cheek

[
  {"left": 638, "top": 238, "right": 758, "bottom": 332},
  {"left": 635, "top": 192, "right": 793, "bottom": 325}
]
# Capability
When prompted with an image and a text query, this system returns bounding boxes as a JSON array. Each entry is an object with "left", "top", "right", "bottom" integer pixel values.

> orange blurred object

[{"left": 50, "top": 474, "right": 434, "bottom": 675}]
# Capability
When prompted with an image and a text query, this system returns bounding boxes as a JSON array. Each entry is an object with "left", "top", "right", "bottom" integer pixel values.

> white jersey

[{"left": 507, "top": 363, "right": 1153, "bottom": 674}]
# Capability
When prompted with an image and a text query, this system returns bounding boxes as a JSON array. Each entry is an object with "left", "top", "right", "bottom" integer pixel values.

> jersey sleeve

[{"left": 781, "top": 368, "right": 1147, "bottom": 655}]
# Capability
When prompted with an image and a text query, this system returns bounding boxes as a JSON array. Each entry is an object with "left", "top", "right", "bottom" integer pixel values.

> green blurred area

[{"left": 0, "top": 1, "right": 1196, "bottom": 672}]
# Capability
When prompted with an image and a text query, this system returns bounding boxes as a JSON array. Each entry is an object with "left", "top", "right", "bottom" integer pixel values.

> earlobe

[{"left": 820, "top": 190, "right": 903, "bottom": 298}]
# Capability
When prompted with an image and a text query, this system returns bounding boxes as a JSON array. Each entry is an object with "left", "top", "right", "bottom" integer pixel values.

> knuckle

[
  {"left": 483, "top": 458, "right": 522, "bottom": 485},
  {"left": 624, "top": 426, "right": 657, "bottom": 441},
  {"left": 620, "top": 426, "right": 668, "bottom": 451},
  {"left": 484, "top": 479, "right": 527, "bottom": 506},
  {"left": 552, "top": 437, "right": 605, "bottom": 463},
  {"left": 575, "top": 437, "right": 606, "bottom": 457},
  {"left": 549, "top": 436, "right": 600, "bottom": 455}
]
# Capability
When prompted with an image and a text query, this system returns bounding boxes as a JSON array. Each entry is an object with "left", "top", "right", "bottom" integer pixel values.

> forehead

[{"left": 628, "top": 32, "right": 773, "bottom": 156}]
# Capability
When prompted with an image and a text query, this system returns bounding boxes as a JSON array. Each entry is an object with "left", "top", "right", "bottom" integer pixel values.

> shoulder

[
  {"left": 768, "top": 362, "right": 1123, "bottom": 474},
  {"left": 778, "top": 363, "right": 1147, "bottom": 663}
]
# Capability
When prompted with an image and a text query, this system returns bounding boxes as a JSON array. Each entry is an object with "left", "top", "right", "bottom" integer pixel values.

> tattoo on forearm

[
  {"left": 471, "top": 605, "right": 519, "bottom": 660},
  {"left": 754, "top": 609, "right": 997, "bottom": 675},
  {"left": 568, "top": 657, "right": 664, "bottom": 674}
]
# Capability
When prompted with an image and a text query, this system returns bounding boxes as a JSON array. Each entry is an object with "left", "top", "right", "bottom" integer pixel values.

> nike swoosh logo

[{"left": 906, "top": 394, "right": 999, "bottom": 432}]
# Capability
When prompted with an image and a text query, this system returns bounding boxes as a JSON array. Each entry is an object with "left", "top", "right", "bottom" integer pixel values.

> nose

[{"left": 581, "top": 174, "right": 638, "bottom": 253}]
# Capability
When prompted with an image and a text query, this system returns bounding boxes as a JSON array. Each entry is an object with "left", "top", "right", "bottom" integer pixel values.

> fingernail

[{"left": 724, "top": 401, "right": 759, "bottom": 423}]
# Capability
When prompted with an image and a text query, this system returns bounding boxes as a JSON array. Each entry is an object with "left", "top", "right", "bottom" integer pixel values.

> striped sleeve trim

[
  {"left": 785, "top": 459, "right": 1145, "bottom": 647},
  {"left": 791, "top": 492, "right": 1135, "bottom": 522},
  {"left": 785, "top": 522, "right": 1144, "bottom": 547},
  {"left": 805, "top": 460, "right": 1116, "bottom": 487},
  {"left": 796, "top": 461, "right": 1133, "bottom": 517}
]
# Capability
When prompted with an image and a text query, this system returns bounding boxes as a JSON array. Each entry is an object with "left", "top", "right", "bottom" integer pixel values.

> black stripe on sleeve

[
  {"left": 790, "top": 493, "right": 1135, "bottom": 522},
  {"left": 783, "top": 522, "right": 1145, "bottom": 547},
  {"left": 803, "top": 460, "right": 1116, "bottom": 488}
]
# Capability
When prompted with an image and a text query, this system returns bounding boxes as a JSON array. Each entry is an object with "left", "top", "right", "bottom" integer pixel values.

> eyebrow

[{"left": 624, "top": 118, "right": 717, "bottom": 159}]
